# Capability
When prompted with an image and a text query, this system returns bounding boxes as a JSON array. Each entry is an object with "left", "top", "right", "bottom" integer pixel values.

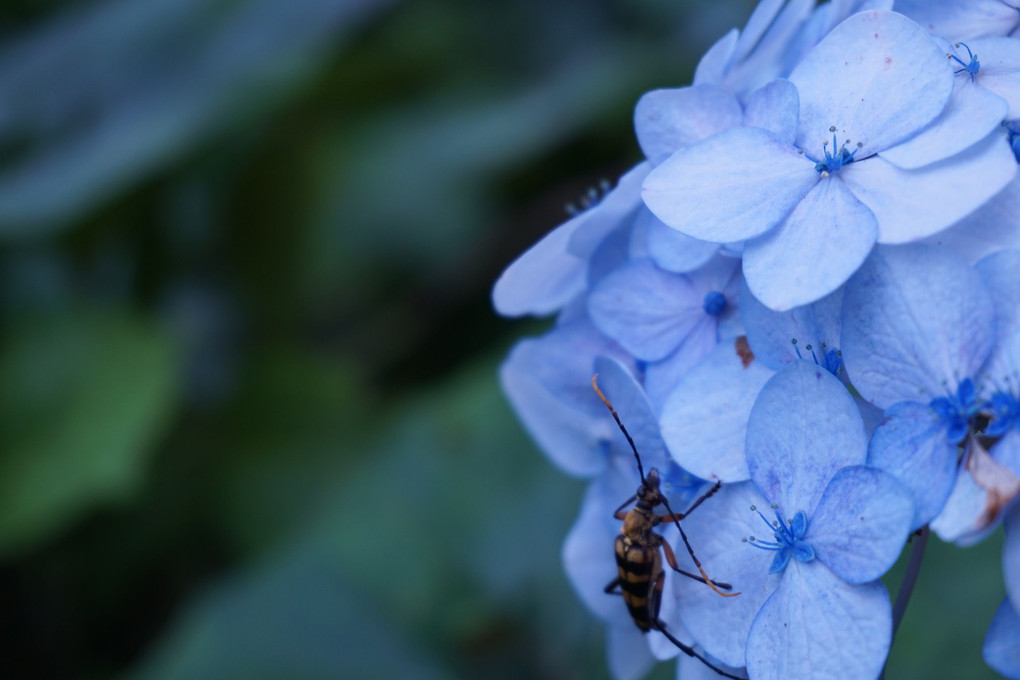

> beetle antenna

[
  {"left": 654, "top": 623, "right": 744, "bottom": 679},
  {"left": 591, "top": 374, "right": 645, "bottom": 482},
  {"left": 661, "top": 495, "right": 740, "bottom": 598}
]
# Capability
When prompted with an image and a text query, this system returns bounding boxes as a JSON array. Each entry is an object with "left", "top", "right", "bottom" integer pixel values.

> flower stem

[{"left": 879, "top": 525, "right": 930, "bottom": 680}]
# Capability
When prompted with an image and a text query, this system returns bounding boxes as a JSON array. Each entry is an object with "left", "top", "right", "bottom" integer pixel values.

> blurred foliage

[{"left": 0, "top": 0, "right": 1007, "bottom": 678}]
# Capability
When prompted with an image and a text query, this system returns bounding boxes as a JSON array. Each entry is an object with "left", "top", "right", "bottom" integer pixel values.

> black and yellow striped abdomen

[{"left": 613, "top": 534, "right": 663, "bottom": 632}]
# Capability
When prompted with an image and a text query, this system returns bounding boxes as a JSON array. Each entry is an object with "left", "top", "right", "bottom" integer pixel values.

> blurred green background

[{"left": 0, "top": 0, "right": 1005, "bottom": 678}]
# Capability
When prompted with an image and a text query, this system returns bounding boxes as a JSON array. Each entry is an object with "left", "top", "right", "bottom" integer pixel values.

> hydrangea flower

[
  {"left": 670, "top": 361, "right": 913, "bottom": 679},
  {"left": 492, "top": 1, "right": 1020, "bottom": 677},
  {"left": 643, "top": 10, "right": 1015, "bottom": 311},
  {"left": 842, "top": 244, "right": 997, "bottom": 530}
]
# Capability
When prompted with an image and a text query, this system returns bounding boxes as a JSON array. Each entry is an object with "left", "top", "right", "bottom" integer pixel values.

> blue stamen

[
  {"left": 744, "top": 505, "right": 815, "bottom": 573},
  {"left": 928, "top": 377, "right": 982, "bottom": 444},
  {"left": 810, "top": 127, "right": 860, "bottom": 176},
  {"left": 1004, "top": 120, "right": 1020, "bottom": 164},
  {"left": 702, "top": 291, "right": 728, "bottom": 317},
  {"left": 986, "top": 391, "right": 1020, "bottom": 437},
  {"left": 565, "top": 179, "right": 612, "bottom": 215},
  {"left": 949, "top": 43, "right": 981, "bottom": 82},
  {"left": 791, "top": 339, "right": 843, "bottom": 378}
]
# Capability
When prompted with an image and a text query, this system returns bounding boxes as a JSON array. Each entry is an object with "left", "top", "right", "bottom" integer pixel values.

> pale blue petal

[
  {"left": 730, "top": 0, "right": 785, "bottom": 66},
  {"left": 974, "top": 37, "right": 1020, "bottom": 115},
  {"left": 841, "top": 244, "right": 996, "bottom": 407},
  {"left": 587, "top": 221, "right": 634, "bottom": 288},
  {"left": 930, "top": 460, "right": 1001, "bottom": 547},
  {"left": 978, "top": 249, "right": 1020, "bottom": 341},
  {"left": 500, "top": 318, "right": 636, "bottom": 476},
  {"left": 608, "top": 623, "right": 656, "bottom": 680},
  {"left": 642, "top": 127, "right": 818, "bottom": 243},
  {"left": 588, "top": 259, "right": 703, "bottom": 362},
  {"left": 492, "top": 214, "right": 587, "bottom": 317},
  {"left": 672, "top": 481, "right": 782, "bottom": 669},
  {"left": 841, "top": 132, "right": 1018, "bottom": 244},
  {"left": 676, "top": 654, "right": 747, "bottom": 680},
  {"left": 1005, "top": 503, "right": 1020, "bottom": 612},
  {"left": 643, "top": 318, "right": 719, "bottom": 413},
  {"left": 740, "top": 278, "right": 843, "bottom": 372},
  {"left": 743, "top": 79, "right": 799, "bottom": 144},
  {"left": 694, "top": 29, "right": 739, "bottom": 86},
  {"left": 660, "top": 340, "right": 775, "bottom": 482},
  {"left": 807, "top": 466, "right": 913, "bottom": 583},
  {"left": 867, "top": 401, "right": 959, "bottom": 529},
  {"left": 634, "top": 85, "right": 742, "bottom": 166},
  {"left": 567, "top": 163, "right": 649, "bottom": 259},
  {"left": 722, "top": 0, "right": 814, "bottom": 97},
  {"left": 896, "top": 0, "right": 1020, "bottom": 41},
  {"left": 644, "top": 208, "right": 720, "bottom": 274},
  {"left": 789, "top": 10, "right": 952, "bottom": 158},
  {"left": 742, "top": 176, "right": 877, "bottom": 312},
  {"left": 922, "top": 175, "right": 1020, "bottom": 264},
  {"left": 746, "top": 564, "right": 891, "bottom": 680},
  {"left": 688, "top": 254, "right": 742, "bottom": 298},
  {"left": 746, "top": 361, "right": 867, "bottom": 518},
  {"left": 562, "top": 481, "right": 630, "bottom": 623},
  {"left": 984, "top": 598, "right": 1020, "bottom": 679},
  {"left": 879, "top": 77, "right": 1008, "bottom": 169},
  {"left": 500, "top": 345, "right": 605, "bottom": 477},
  {"left": 593, "top": 355, "right": 672, "bottom": 474}
]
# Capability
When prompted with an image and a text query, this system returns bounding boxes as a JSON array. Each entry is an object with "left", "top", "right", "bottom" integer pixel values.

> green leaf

[{"left": 0, "top": 309, "right": 178, "bottom": 553}]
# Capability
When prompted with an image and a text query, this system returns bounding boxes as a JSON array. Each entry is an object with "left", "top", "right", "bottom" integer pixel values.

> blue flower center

[
  {"left": 791, "top": 338, "right": 843, "bottom": 378},
  {"left": 986, "top": 390, "right": 1020, "bottom": 438},
  {"left": 929, "top": 377, "right": 982, "bottom": 444},
  {"left": 1004, "top": 120, "right": 1020, "bottom": 164},
  {"left": 950, "top": 43, "right": 981, "bottom": 82},
  {"left": 811, "top": 127, "right": 860, "bottom": 176},
  {"left": 743, "top": 504, "right": 815, "bottom": 574},
  {"left": 702, "top": 291, "right": 727, "bottom": 317}
]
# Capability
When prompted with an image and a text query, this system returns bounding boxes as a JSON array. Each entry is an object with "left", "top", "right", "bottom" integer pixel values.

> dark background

[{"left": 0, "top": 0, "right": 1003, "bottom": 677}]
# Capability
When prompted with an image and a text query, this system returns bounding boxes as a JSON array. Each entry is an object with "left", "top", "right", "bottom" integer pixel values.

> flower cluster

[{"left": 494, "top": 2, "right": 1020, "bottom": 679}]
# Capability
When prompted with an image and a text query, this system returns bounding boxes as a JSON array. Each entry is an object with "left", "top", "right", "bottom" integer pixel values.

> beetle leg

[
  {"left": 652, "top": 480, "right": 722, "bottom": 525},
  {"left": 613, "top": 494, "right": 637, "bottom": 519},
  {"left": 661, "top": 538, "right": 733, "bottom": 591},
  {"left": 604, "top": 576, "right": 622, "bottom": 594}
]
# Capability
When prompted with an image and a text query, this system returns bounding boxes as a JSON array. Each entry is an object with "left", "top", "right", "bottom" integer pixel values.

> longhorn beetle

[{"left": 592, "top": 375, "right": 743, "bottom": 680}]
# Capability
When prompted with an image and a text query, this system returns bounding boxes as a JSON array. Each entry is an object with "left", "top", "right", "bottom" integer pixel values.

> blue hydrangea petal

[
  {"left": 608, "top": 623, "right": 656, "bottom": 680},
  {"left": 896, "top": 0, "right": 1020, "bottom": 41},
  {"left": 660, "top": 340, "right": 775, "bottom": 482},
  {"left": 672, "top": 481, "right": 783, "bottom": 669},
  {"left": 722, "top": 0, "right": 815, "bottom": 97},
  {"left": 971, "top": 37, "right": 1020, "bottom": 115},
  {"left": 593, "top": 355, "right": 671, "bottom": 471},
  {"left": 880, "top": 78, "right": 1009, "bottom": 169},
  {"left": 867, "top": 401, "right": 959, "bottom": 529},
  {"left": 588, "top": 259, "right": 703, "bottom": 362},
  {"left": 499, "top": 319, "right": 634, "bottom": 476},
  {"left": 567, "top": 163, "right": 649, "bottom": 260},
  {"left": 742, "top": 176, "right": 877, "bottom": 311},
  {"left": 807, "top": 466, "right": 913, "bottom": 583},
  {"left": 842, "top": 244, "right": 996, "bottom": 409},
  {"left": 841, "top": 132, "right": 1018, "bottom": 245},
  {"left": 642, "top": 127, "right": 818, "bottom": 243},
  {"left": 984, "top": 598, "right": 1020, "bottom": 680},
  {"left": 789, "top": 10, "right": 952, "bottom": 158},
  {"left": 643, "top": 320, "right": 718, "bottom": 413},
  {"left": 978, "top": 250, "right": 1020, "bottom": 382},
  {"left": 743, "top": 79, "right": 799, "bottom": 144},
  {"left": 634, "top": 85, "right": 743, "bottom": 166},
  {"left": 694, "top": 29, "right": 739, "bottom": 86},
  {"left": 930, "top": 462, "right": 1001, "bottom": 547},
  {"left": 746, "top": 564, "right": 892, "bottom": 680},
  {"left": 492, "top": 214, "right": 588, "bottom": 317},
  {"left": 740, "top": 278, "right": 843, "bottom": 372},
  {"left": 1004, "top": 503, "right": 1020, "bottom": 612},
  {"left": 923, "top": 176, "right": 1020, "bottom": 263},
  {"left": 747, "top": 361, "right": 868, "bottom": 518},
  {"left": 729, "top": 0, "right": 785, "bottom": 65},
  {"left": 644, "top": 209, "right": 720, "bottom": 273},
  {"left": 562, "top": 481, "right": 631, "bottom": 623},
  {"left": 677, "top": 653, "right": 747, "bottom": 680},
  {"left": 768, "top": 549, "right": 792, "bottom": 574}
]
